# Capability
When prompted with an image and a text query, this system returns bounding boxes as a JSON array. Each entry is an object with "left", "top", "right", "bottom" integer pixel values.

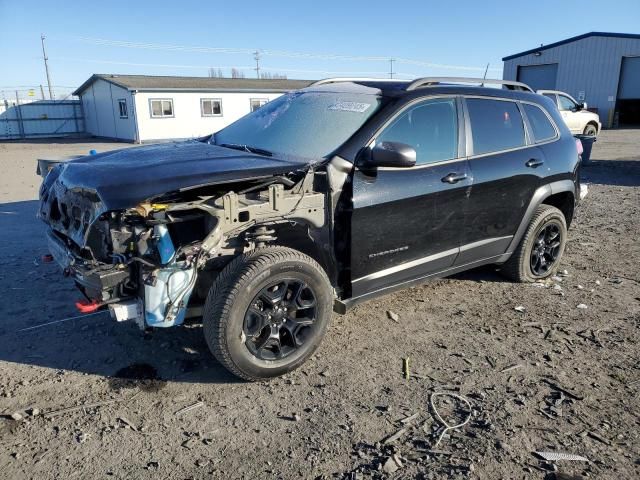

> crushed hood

[{"left": 46, "top": 140, "right": 311, "bottom": 211}]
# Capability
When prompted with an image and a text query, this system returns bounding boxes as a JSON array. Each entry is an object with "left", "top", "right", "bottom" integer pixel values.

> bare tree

[
  {"left": 231, "top": 68, "right": 246, "bottom": 79},
  {"left": 208, "top": 68, "right": 225, "bottom": 78},
  {"left": 260, "top": 72, "right": 288, "bottom": 80}
]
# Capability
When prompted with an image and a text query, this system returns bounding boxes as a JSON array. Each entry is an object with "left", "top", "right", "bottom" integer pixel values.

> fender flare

[{"left": 497, "top": 179, "right": 575, "bottom": 263}]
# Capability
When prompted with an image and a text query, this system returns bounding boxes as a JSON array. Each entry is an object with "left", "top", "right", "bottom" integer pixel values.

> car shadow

[
  {"left": 0, "top": 199, "right": 239, "bottom": 385},
  {"left": 449, "top": 264, "right": 510, "bottom": 283},
  {"left": 581, "top": 158, "right": 640, "bottom": 187}
]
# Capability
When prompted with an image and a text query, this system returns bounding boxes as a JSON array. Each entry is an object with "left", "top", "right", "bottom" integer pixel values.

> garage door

[
  {"left": 618, "top": 56, "right": 640, "bottom": 99},
  {"left": 517, "top": 64, "right": 558, "bottom": 91}
]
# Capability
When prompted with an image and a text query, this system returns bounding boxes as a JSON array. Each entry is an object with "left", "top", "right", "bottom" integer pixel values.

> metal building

[
  {"left": 73, "top": 75, "right": 312, "bottom": 142},
  {"left": 503, "top": 32, "right": 640, "bottom": 128}
]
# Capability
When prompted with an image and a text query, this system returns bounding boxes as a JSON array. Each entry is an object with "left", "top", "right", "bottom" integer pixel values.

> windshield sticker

[{"left": 328, "top": 101, "right": 371, "bottom": 113}]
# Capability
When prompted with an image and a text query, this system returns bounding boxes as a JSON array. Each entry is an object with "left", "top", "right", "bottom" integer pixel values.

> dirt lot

[{"left": 0, "top": 133, "right": 638, "bottom": 479}]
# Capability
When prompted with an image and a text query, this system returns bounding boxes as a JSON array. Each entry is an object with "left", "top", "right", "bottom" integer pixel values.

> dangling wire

[{"left": 429, "top": 392, "right": 473, "bottom": 448}]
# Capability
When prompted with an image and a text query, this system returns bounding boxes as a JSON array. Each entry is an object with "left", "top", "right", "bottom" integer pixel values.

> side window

[
  {"left": 150, "top": 99, "right": 174, "bottom": 118},
  {"left": 523, "top": 104, "right": 557, "bottom": 142},
  {"left": 118, "top": 99, "right": 128, "bottom": 118},
  {"left": 466, "top": 98, "right": 526, "bottom": 155},
  {"left": 558, "top": 95, "right": 576, "bottom": 111},
  {"left": 376, "top": 98, "right": 458, "bottom": 165},
  {"left": 250, "top": 98, "right": 268, "bottom": 112},
  {"left": 201, "top": 98, "right": 222, "bottom": 116},
  {"left": 542, "top": 93, "right": 557, "bottom": 108}
]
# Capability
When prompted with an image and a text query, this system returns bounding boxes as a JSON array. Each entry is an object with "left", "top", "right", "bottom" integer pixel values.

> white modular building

[{"left": 73, "top": 75, "right": 313, "bottom": 142}]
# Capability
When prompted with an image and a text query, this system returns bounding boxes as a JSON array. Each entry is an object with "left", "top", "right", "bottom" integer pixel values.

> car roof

[{"left": 306, "top": 78, "right": 540, "bottom": 102}]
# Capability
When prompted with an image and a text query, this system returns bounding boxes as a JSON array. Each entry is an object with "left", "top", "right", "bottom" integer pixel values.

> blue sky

[{"left": 1, "top": 0, "right": 639, "bottom": 99}]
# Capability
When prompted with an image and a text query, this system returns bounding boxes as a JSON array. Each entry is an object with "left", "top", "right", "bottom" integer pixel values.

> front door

[
  {"left": 557, "top": 94, "right": 581, "bottom": 133},
  {"left": 350, "top": 97, "right": 470, "bottom": 298}
]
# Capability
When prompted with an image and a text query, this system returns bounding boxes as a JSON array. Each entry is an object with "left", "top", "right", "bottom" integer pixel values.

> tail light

[{"left": 575, "top": 138, "right": 584, "bottom": 156}]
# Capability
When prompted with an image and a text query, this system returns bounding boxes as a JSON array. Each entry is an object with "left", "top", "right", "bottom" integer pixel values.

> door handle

[
  {"left": 526, "top": 159, "right": 544, "bottom": 168},
  {"left": 441, "top": 173, "right": 468, "bottom": 184}
]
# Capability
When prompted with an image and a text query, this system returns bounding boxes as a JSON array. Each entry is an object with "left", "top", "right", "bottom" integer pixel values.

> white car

[{"left": 537, "top": 90, "right": 601, "bottom": 136}]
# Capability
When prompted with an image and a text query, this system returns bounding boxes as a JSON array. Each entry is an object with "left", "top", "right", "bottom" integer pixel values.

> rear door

[
  {"left": 459, "top": 97, "right": 544, "bottom": 264},
  {"left": 350, "top": 97, "right": 470, "bottom": 297}
]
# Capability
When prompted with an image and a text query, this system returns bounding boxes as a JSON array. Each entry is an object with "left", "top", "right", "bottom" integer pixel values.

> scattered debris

[
  {"left": 386, "top": 310, "right": 400, "bottom": 323},
  {"left": 43, "top": 392, "right": 139, "bottom": 418},
  {"left": 9, "top": 412, "right": 23, "bottom": 421},
  {"left": 485, "top": 356, "right": 497, "bottom": 368},
  {"left": 402, "top": 357, "right": 410, "bottom": 379},
  {"left": 587, "top": 431, "right": 611, "bottom": 445},
  {"left": 534, "top": 451, "right": 589, "bottom": 462},
  {"left": 383, "top": 427, "right": 408, "bottom": 445},
  {"left": 117, "top": 416, "right": 138, "bottom": 431},
  {"left": 382, "top": 454, "right": 402, "bottom": 473},
  {"left": 542, "top": 379, "right": 584, "bottom": 401},
  {"left": 400, "top": 412, "right": 419, "bottom": 425},
  {"left": 576, "top": 304, "right": 588, "bottom": 309},
  {"left": 175, "top": 401, "right": 204, "bottom": 416},
  {"left": 500, "top": 364, "right": 522, "bottom": 373},
  {"left": 514, "top": 306, "right": 526, "bottom": 313}
]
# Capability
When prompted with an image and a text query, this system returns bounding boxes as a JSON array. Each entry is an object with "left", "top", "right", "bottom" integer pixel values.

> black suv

[{"left": 39, "top": 77, "right": 582, "bottom": 380}]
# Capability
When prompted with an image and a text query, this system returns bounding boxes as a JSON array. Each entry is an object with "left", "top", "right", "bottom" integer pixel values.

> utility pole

[
  {"left": 41, "top": 34, "right": 54, "bottom": 99},
  {"left": 254, "top": 50, "right": 261, "bottom": 79},
  {"left": 389, "top": 58, "right": 395, "bottom": 79}
]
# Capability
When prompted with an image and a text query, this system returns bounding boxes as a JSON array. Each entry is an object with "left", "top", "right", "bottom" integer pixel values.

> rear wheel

[
  {"left": 583, "top": 123, "right": 598, "bottom": 136},
  {"left": 501, "top": 205, "right": 567, "bottom": 282},
  {"left": 203, "top": 247, "right": 332, "bottom": 381}
]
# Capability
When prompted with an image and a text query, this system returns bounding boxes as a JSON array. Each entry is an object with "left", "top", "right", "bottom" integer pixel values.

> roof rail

[
  {"left": 310, "top": 77, "right": 406, "bottom": 86},
  {"left": 406, "top": 77, "right": 533, "bottom": 92}
]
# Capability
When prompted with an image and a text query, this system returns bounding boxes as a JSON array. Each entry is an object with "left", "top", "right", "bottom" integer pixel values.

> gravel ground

[{"left": 0, "top": 132, "right": 638, "bottom": 479}]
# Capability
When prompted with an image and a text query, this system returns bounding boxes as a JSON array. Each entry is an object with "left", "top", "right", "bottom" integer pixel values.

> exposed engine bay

[{"left": 39, "top": 166, "right": 332, "bottom": 328}]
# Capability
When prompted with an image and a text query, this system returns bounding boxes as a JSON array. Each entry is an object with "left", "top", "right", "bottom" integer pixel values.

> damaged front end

[{"left": 39, "top": 164, "right": 328, "bottom": 329}]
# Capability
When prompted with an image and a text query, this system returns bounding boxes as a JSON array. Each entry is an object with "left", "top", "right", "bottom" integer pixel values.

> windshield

[{"left": 212, "top": 91, "right": 382, "bottom": 160}]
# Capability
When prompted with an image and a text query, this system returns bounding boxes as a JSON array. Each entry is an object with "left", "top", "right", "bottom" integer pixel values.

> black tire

[
  {"left": 501, "top": 204, "right": 567, "bottom": 283},
  {"left": 583, "top": 123, "right": 598, "bottom": 136},
  {"left": 203, "top": 247, "right": 333, "bottom": 381}
]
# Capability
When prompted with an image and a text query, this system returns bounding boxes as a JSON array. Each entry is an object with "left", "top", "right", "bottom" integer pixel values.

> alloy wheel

[
  {"left": 530, "top": 222, "right": 562, "bottom": 276},
  {"left": 243, "top": 279, "right": 317, "bottom": 360}
]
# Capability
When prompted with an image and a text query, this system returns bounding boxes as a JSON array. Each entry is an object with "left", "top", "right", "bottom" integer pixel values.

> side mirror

[
  {"left": 367, "top": 141, "right": 416, "bottom": 168},
  {"left": 577, "top": 102, "right": 586, "bottom": 111}
]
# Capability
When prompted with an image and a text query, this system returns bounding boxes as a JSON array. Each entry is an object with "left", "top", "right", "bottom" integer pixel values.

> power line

[
  {"left": 52, "top": 57, "right": 421, "bottom": 78},
  {"left": 72, "top": 36, "right": 502, "bottom": 72}
]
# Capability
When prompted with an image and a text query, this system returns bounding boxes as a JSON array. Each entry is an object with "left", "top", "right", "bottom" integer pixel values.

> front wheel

[
  {"left": 203, "top": 247, "right": 333, "bottom": 381},
  {"left": 583, "top": 123, "right": 598, "bottom": 136},
  {"left": 501, "top": 205, "right": 567, "bottom": 283}
]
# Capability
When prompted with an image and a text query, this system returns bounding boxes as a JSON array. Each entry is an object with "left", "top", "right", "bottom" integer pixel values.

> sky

[{"left": 1, "top": 0, "right": 639, "bottom": 100}]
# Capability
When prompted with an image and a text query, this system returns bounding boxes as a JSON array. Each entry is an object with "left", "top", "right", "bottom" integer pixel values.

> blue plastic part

[
  {"left": 155, "top": 225, "right": 175, "bottom": 264},
  {"left": 89, "top": 149, "right": 97, "bottom": 155}
]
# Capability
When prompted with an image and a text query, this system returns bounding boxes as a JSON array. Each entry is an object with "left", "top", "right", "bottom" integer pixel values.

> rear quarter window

[
  {"left": 466, "top": 98, "right": 526, "bottom": 155},
  {"left": 523, "top": 103, "right": 557, "bottom": 142}
]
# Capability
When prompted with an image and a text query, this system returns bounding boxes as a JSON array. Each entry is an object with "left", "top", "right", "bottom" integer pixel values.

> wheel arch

[
  {"left": 498, "top": 180, "right": 575, "bottom": 263},
  {"left": 266, "top": 221, "right": 338, "bottom": 291}
]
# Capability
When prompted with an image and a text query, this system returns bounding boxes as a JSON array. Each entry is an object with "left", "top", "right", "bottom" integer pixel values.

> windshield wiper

[{"left": 218, "top": 143, "right": 273, "bottom": 157}]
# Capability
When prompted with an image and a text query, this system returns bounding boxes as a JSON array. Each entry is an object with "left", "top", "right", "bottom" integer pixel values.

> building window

[
  {"left": 201, "top": 98, "right": 222, "bottom": 117},
  {"left": 149, "top": 99, "right": 174, "bottom": 118},
  {"left": 250, "top": 98, "right": 268, "bottom": 112},
  {"left": 118, "top": 99, "right": 128, "bottom": 118}
]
